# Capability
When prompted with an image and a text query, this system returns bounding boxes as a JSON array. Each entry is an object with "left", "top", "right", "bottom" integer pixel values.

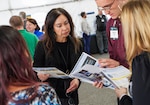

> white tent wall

[{"left": 0, "top": 0, "right": 99, "bottom": 37}]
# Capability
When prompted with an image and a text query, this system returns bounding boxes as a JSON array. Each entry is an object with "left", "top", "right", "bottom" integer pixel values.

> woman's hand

[
  {"left": 99, "top": 58, "right": 120, "bottom": 68},
  {"left": 115, "top": 87, "right": 127, "bottom": 98},
  {"left": 66, "top": 79, "right": 80, "bottom": 93},
  {"left": 37, "top": 73, "right": 50, "bottom": 82}
]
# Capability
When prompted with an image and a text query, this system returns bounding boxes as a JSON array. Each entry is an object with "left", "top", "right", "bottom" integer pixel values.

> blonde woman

[{"left": 115, "top": 1, "right": 150, "bottom": 105}]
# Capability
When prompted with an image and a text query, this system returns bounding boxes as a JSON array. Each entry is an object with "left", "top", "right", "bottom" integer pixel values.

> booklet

[
  {"left": 33, "top": 52, "right": 99, "bottom": 79},
  {"left": 33, "top": 52, "right": 131, "bottom": 89},
  {"left": 70, "top": 64, "right": 131, "bottom": 89},
  {"left": 33, "top": 67, "right": 69, "bottom": 79}
]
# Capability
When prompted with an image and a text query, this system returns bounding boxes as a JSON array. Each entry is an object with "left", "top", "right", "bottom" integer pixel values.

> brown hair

[
  {"left": 9, "top": 16, "right": 23, "bottom": 28},
  {"left": 0, "top": 25, "right": 38, "bottom": 104},
  {"left": 26, "top": 18, "right": 40, "bottom": 30}
]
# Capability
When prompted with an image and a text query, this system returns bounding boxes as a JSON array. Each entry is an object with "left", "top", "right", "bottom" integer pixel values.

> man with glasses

[
  {"left": 94, "top": 0, "right": 129, "bottom": 104},
  {"left": 95, "top": 0, "right": 129, "bottom": 69}
]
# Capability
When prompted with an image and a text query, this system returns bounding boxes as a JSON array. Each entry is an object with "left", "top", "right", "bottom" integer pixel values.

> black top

[
  {"left": 33, "top": 36, "right": 83, "bottom": 104},
  {"left": 119, "top": 95, "right": 132, "bottom": 105},
  {"left": 119, "top": 52, "right": 150, "bottom": 105},
  {"left": 132, "top": 52, "right": 150, "bottom": 105},
  {"left": 55, "top": 41, "right": 71, "bottom": 73},
  {"left": 96, "top": 15, "right": 107, "bottom": 31}
]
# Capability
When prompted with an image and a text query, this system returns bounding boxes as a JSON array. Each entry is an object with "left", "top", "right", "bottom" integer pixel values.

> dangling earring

[
  {"left": 118, "top": 5, "right": 122, "bottom": 11},
  {"left": 118, "top": 0, "right": 126, "bottom": 12}
]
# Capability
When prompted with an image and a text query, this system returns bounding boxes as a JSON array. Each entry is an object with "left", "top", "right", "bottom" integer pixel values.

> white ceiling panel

[
  {"left": 0, "top": 0, "right": 9, "bottom": 11},
  {"left": 8, "top": 0, "right": 73, "bottom": 10}
]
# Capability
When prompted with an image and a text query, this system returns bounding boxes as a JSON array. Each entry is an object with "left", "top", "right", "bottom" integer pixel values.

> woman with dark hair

[
  {"left": 33, "top": 8, "right": 83, "bottom": 105},
  {"left": 0, "top": 25, "right": 61, "bottom": 105},
  {"left": 26, "top": 18, "right": 43, "bottom": 39}
]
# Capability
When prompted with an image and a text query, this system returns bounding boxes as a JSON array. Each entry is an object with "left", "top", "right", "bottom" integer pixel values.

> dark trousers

[
  {"left": 96, "top": 30, "right": 108, "bottom": 54},
  {"left": 83, "top": 33, "right": 91, "bottom": 54},
  {"left": 60, "top": 98, "right": 78, "bottom": 105},
  {"left": 117, "top": 98, "right": 119, "bottom": 105}
]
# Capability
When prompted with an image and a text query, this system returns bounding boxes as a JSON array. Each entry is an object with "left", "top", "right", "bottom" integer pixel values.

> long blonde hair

[{"left": 121, "top": 0, "right": 150, "bottom": 65}]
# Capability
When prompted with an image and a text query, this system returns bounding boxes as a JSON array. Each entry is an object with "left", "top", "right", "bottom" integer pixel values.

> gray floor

[{"left": 78, "top": 53, "right": 118, "bottom": 105}]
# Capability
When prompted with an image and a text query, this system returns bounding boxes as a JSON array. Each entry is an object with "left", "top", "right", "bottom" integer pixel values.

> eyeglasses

[
  {"left": 66, "top": 93, "right": 75, "bottom": 105},
  {"left": 98, "top": 0, "right": 115, "bottom": 11}
]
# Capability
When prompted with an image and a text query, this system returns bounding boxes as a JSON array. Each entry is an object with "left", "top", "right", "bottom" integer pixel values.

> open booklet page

[
  {"left": 70, "top": 52, "right": 100, "bottom": 74},
  {"left": 33, "top": 67, "right": 70, "bottom": 79},
  {"left": 101, "top": 66, "right": 131, "bottom": 89},
  {"left": 70, "top": 64, "right": 103, "bottom": 84},
  {"left": 70, "top": 64, "right": 131, "bottom": 89}
]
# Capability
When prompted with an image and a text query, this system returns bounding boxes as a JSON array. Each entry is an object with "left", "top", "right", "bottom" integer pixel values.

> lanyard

[
  {"left": 57, "top": 42, "right": 70, "bottom": 74},
  {"left": 113, "top": 20, "right": 117, "bottom": 27}
]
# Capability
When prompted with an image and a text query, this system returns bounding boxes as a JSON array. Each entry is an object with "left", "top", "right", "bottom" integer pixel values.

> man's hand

[{"left": 98, "top": 58, "right": 120, "bottom": 68}]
